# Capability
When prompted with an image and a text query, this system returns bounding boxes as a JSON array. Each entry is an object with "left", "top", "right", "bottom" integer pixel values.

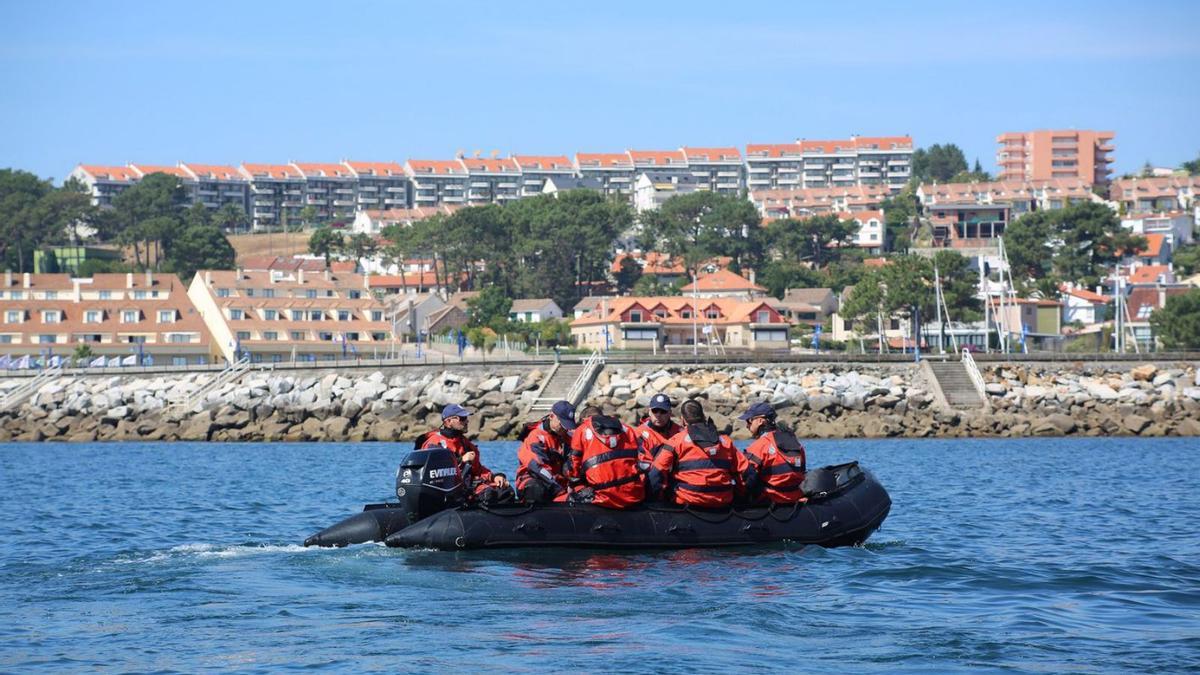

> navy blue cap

[
  {"left": 648, "top": 393, "right": 672, "bottom": 411},
  {"left": 441, "top": 403, "right": 471, "bottom": 419},
  {"left": 738, "top": 401, "right": 776, "bottom": 422},
  {"left": 551, "top": 400, "right": 578, "bottom": 431}
]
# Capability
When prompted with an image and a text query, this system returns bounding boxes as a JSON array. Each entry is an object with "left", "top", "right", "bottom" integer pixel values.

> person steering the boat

[
  {"left": 418, "top": 403, "right": 507, "bottom": 498},
  {"left": 648, "top": 399, "right": 757, "bottom": 508},
  {"left": 515, "top": 400, "right": 577, "bottom": 504},
  {"left": 739, "top": 401, "right": 806, "bottom": 505},
  {"left": 568, "top": 405, "right": 646, "bottom": 508},
  {"left": 634, "top": 393, "right": 683, "bottom": 472}
]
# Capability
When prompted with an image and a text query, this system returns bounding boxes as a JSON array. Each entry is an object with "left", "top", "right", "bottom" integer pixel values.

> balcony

[
  {"left": 333, "top": 200, "right": 354, "bottom": 206},
  {"left": 307, "top": 187, "right": 327, "bottom": 194},
  {"left": 386, "top": 186, "right": 406, "bottom": 193},
  {"left": 358, "top": 197, "right": 379, "bottom": 204}
]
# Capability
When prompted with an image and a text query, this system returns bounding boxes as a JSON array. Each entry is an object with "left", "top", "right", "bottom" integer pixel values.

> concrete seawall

[{"left": 1, "top": 358, "right": 1197, "bottom": 442}]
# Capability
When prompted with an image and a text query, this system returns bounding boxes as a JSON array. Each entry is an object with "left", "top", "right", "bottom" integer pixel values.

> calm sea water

[{"left": 1, "top": 437, "right": 1198, "bottom": 672}]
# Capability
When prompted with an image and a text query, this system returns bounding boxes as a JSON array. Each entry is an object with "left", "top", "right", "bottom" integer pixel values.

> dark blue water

[{"left": 2, "top": 438, "right": 1198, "bottom": 672}]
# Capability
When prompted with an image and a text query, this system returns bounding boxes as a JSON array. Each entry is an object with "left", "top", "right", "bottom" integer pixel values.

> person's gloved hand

[{"left": 569, "top": 486, "right": 595, "bottom": 504}]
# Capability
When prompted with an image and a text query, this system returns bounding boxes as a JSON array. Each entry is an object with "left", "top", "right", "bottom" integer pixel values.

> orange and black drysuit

[
  {"left": 419, "top": 427, "right": 493, "bottom": 496},
  {"left": 568, "top": 415, "right": 646, "bottom": 508},
  {"left": 743, "top": 424, "right": 807, "bottom": 504},
  {"left": 515, "top": 418, "right": 570, "bottom": 503},
  {"left": 648, "top": 423, "right": 757, "bottom": 508},
  {"left": 633, "top": 418, "right": 683, "bottom": 471}
]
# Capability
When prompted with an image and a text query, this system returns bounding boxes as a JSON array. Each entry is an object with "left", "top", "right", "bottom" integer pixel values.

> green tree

[
  {"left": 767, "top": 213, "right": 858, "bottom": 268},
  {"left": 212, "top": 203, "right": 248, "bottom": 233},
  {"left": 1149, "top": 289, "right": 1200, "bottom": 349},
  {"left": 614, "top": 256, "right": 642, "bottom": 294},
  {"left": 1182, "top": 152, "right": 1200, "bottom": 176},
  {"left": 632, "top": 274, "right": 684, "bottom": 296},
  {"left": 1172, "top": 243, "right": 1200, "bottom": 275},
  {"left": 911, "top": 143, "right": 969, "bottom": 183},
  {"left": 0, "top": 169, "right": 54, "bottom": 272},
  {"left": 37, "top": 176, "right": 95, "bottom": 245},
  {"left": 41, "top": 249, "right": 60, "bottom": 273},
  {"left": 1005, "top": 202, "right": 1142, "bottom": 292},
  {"left": 880, "top": 184, "right": 917, "bottom": 252},
  {"left": 72, "top": 343, "right": 95, "bottom": 365},
  {"left": 299, "top": 205, "right": 320, "bottom": 229},
  {"left": 931, "top": 250, "right": 983, "bottom": 321},
  {"left": 163, "top": 222, "right": 235, "bottom": 282},
  {"left": 345, "top": 233, "right": 378, "bottom": 265},
  {"left": 640, "top": 191, "right": 765, "bottom": 276},
  {"left": 111, "top": 172, "right": 186, "bottom": 269},
  {"left": 758, "top": 260, "right": 829, "bottom": 299},
  {"left": 308, "top": 226, "right": 344, "bottom": 268},
  {"left": 466, "top": 285, "right": 513, "bottom": 329}
]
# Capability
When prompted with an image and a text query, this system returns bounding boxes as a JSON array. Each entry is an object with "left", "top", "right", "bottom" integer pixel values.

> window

[
  {"left": 680, "top": 310, "right": 692, "bottom": 319},
  {"left": 318, "top": 332, "right": 334, "bottom": 341},
  {"left": 0, "top": 335, "right": 11, "bottom": 343},
  {"left": 325, "top": 290, "right": 334, "bottom": 298},
  {"left": 337, "top": 310, "right": 351, "bottom": 322},
  {"left": 42, "top": 310, "right": 60, "bottom": 323},
  {"left": 705, "top": 308, "right": 720, "bottom": 319},
  {"left": 172, "top": 357, "right": 188, "bottom": 366},
  {"left": 262, "top": 288, "right": 275, "bottom": 298},
  {"left": 310, "top": 310, "right": 323, "bottom": 321},
  {"left": 371, "top": 331, "right": 388, "bottom": 341},
  {"left": 236, "top": 331, "right": 251, "bottom": 340},
  {"left": 121, "top": 310, "right": 139, "bottom": 323},
  {"left": 229, "top": 309, "right": 244, "bottom": 320},
  {"left": 126, "top": 335, "right": 146, "bottom": 344},
  {"left": 98, "top": 290, "right": 110, "bottom": 300},
  {"left": 245, "top": 288, "right": 255, "bottom": 297},
  {"left": 290, "top": 331, "right": 305, "bottom": 341},
  {"left": 349, "top": 290, "right": 361, "bottom": 299},
  {"left": 39, "top": 334, "right": 56, "bottom": 344},
  {"left": 754, "top": 329, "right": 788, "bottom": 342},
  {"left": 8, "top": 291, "right": 21, "bottom": 300},
  {"left": 292, "top": 310, "right": 305, "bottom": 321},
  {"left": 654, "top": 310, "right": 667, "bottom": 319},
  {"left": 168, "top": 334, "right": 191, "bottom": 343},
  {"left": 264, "top": 331, "right": 278, "bottom": 341},
  {"left": 623, "top": 328, "right": 657, "bottom": 341},
  {"left": 84, "top": 310, "right": 101, "bottom": 323},
  {"left": 370, "top": 310, "right": 383, "bottom": 322},
  {"left": 346, "top": 332, "right": 359, "bottom": 341},
  {"left": 629, "top": 310, "right": 643, "bottom": 322},
  {"left": 44, "top": 291, "right": 58, "bottom": 300},
  {"left": 264, "top": 309, "right": 278, "bottom": 320},
  {"left": 158, "top": 310, "right": 175, "bottom": 323},
  {"left": 756, "top": 310, "right": 771, "bottom": 323},
  {"left": 305, "top": 289, "right": 317, "bottom": 299},
  {"left": 133, "top": 291, "right": 147, "bottom": 299},
  {"left": 217, "top": 288, "right": 231, "bottom": 298}
]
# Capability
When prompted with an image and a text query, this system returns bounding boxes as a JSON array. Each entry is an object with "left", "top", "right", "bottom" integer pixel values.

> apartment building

[
  {"left": 68, "top": 165, "right": 139, "bottom": 208},
  {"left": 634, "top": 172, "right": 703, "bottom": 212},
  {"left": 575, "top": 153, "right": 637, "bottom": 199},
  {"left": 917, "top": 178, "right": 1098, "bottom": 219},
  {"left": 1110, "top": 176, "right": 1200, "bottom": 214},
  {"left": 927, "top": 204, "right": 1010, "bottom": 247},
  {"left": 745, "top": 136, "right": 913, "bottom": 193},
  {"left": 128, "top": 164, "right": 194, "bottom": 201},
  {"left": 290, "top": 162, "right": 357, "bottom": 224},
  {"left": 1121, "top": 212, "right": 1194, "bottom": 247},
  {"left": 0, "top": 271, "right": 216, "bottom": 365},
  {"left": 180, "top": 164, "right": 251, "bottom": 214},
  {"left": 752, "top": 184, "right": 892, "bottom": 221},
  {"left": 682, "top": 147, "right": 743, "bottom": 195},
  {"left": 342, "top": 161, "right": 410, "bottom": 212},
  {"left": 512, "top": 155, "right": 575, "bottom": 197},
  {"left": 996, "top": 130, "right": 1115, "bottom": 185},
  {"left": 188, "top": 268, "right": 396, "bottom": 363},
  {"left": 571, "top": 296, "right": 789, "bottom": 352},
  {"left": 405, "top": 160, "right": 468, "bottom": 207},
  {"left": 458, "top": 156, "right": 521, "bottom": 205},
  {"left": 238, "top": 164, "right": 305, "bottom": 231}
]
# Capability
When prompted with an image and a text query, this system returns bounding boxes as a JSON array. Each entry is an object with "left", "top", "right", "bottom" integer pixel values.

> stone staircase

[
  {"left": 927, "top": 360, "right": 986, "bottom": 409},
  {"left": 528, "top": 352, "right": 605, "bottom": 412}
]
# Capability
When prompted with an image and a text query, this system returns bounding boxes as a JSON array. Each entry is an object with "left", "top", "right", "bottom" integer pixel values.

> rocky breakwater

[
  {"left": 980, "top": 362, "right": 1200, "bottom": 437},
  {"left": 585, "top": 364, "right": 943, "bottom": 440},
  {"left": 0, "top": 367, "right": 544, "bottom": 443}
]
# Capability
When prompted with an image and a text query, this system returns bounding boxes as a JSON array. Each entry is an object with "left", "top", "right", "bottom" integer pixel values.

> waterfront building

[
  {"left": 290, "top": 162, "right": 357, "bottom": 224},
  {"left": 405, "top": 160, "right": 468, "bottom": 207},
  {"left": 682, "top": 147, "right": 743, "bottom": 195},
  {"left": 772, "top": 287, "right": 838, "bottom": 328},
  {"left": 68, "top": 165, "right": 139, "bottom": 208},
  {"left": 1120, "top": 212, "right": 1193, "bottom": 247},
  {"left": 926, "top": 203, "right": 1010, "bottom": 248},
  {"left": 0, "top": 271, "right": 216, "bottom": 366},
  {"left": 238, "top": 163, "right": 306, "bottom": 231},
  {"left": 570, "top": 295, "right": 790, "bottom": 352},
  {"left": 458, "top": 156, "right": 521, "bottom": 205},
  {"left": 512, "top": 155, "right": 575, "bottom": 198},
  {"left": 574, "top": 153, "right": 637, "bottom": 199},
  {"left": 509, "top": 298, "right": 563, "bottom": 323},
  {"left": 752, "top": 184, "right": 892, "bottom": 220},
  {"left": 996, "top": 129, "right": 1115, "bottom": 185},
  {"left": 379, "top": 292, "right": 449, "bottom": 339},
  {"left": 628, "top": 150, "right": 689, "bottom": 180},
  {"left": 1059, "top": 283, "right": 1110, "bottom": 326},
  {"left": 679, "top": 268, "right": 766, "bottom": 301},
  {"left": 342, "top": 161, "right": 410, "bottom": 212},
  {"left": 187, "top": 268, "right": 396, "bottom": 363}
]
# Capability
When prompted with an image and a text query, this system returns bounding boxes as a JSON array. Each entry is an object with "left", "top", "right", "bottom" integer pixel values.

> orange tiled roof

[
  {"left": 628, "top": 150, "right": 687, "bottom": 166},
  {"left": 291, "top": 162, "right": 354, "bottom": 178},
  {"left": 459, "top": 157, "right": 519, "bottom": 172},
  {"left": 1127, "top": 265, "right": 1172, "bottom": 284},
  {"left": 680, "top": 269, "right": 765, "bottom": 293},
  {"left": 77, "top": 165, "right": 139, "bottom": 182},
  {"left": 129, "top": 164, "right": 190, "bottom": 179},
  {"left": 512, "top": 155, "right": 573, "bottom": 171},
  {"left": 571, "top": 296, "right": 784, "bottom": 327},
  {"left": 745, "top": 143, "right": 803, "bottom": 158},
  {"left": 240, "top": 163, "right": 302, "bottom": 179},
  {"left": 342, "top": 160, "right": 405, "bottom": 177},
  {"left": 863, "top": 257, "right": 890, "bottom": 268},
  {"left": 1137, "top": 233, "right": 1166, "bottom": 258},
  {"left": 182, "top": 163, "right": 244, "bottom": 181},
  {"left": 576, "top": 153, "right": 634, "bottom": 169},
  {"left": 1059, "top": 284, "right": 1110, "bottom": 303},
  {"left": 405, "top": 160, "right": 467, "bottom": 175}
]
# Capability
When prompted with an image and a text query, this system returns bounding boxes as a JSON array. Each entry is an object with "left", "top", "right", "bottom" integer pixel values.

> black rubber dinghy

[{"left": 304, "top": 448, "right": 890, "bottom": 551}]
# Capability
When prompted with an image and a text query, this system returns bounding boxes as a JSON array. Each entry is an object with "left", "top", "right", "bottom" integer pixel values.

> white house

[
  {"left": 509, "top": 298, "right": 563, "bottom": 323},
  {"left": 1059, "top": 283, "right": 1110, "bottom": 326},
  {"left": 633, "top": 172, "right": 703, "bottom": 213},
  {"left": 1120, "top": 211, "right": 1194, "bottom": 247}
]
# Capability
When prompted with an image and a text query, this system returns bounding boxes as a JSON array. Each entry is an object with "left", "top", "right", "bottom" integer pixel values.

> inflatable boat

[{"left": 304, "top": 448, "right": 891, "bottom": 550}]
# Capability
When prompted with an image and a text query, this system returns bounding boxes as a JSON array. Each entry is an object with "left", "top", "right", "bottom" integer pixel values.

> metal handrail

[
  {"left": 0, "top": 365, "right": 63, "bottom": 412},
  {"left": 175, "top": 356, "right": 251, "bottom": 410},
  {"left": 563, "top": 350, "right": 604, "bottom": 405},
  {"left": 960, "top": 347, "right": 986, "bottom": 397}
]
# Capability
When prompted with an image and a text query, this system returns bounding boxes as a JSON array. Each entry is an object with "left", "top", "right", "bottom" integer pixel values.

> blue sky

[{"left": 2, "top": 0, "right": 1198, "bottom": 183}]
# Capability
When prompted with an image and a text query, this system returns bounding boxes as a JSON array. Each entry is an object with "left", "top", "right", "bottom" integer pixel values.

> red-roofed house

[
  {"left": 68, "top": 165, "right": 140, "bottom": 208},
  {"left": 679, "top": 269, "right": 766, "bottom": 300},
  {"left": 1125, "top": 264, "right": 1176, "bottom": 286},
  {"left": 571, "top": 296, "right": 789, "bottom": 352},
  {"left": 1125, "top": 284, "right": 1193, "bottom": 348},
  {"left": 846, "top": 210, "right": 885, "bottom": 253},
  {"left": 1110, "top": 176, "right": 1200, "bottom": 214},
  {"left": 1059, "top": 282, "right": 1111, "bottom": 325},
  {"left": 1121, "top": 212, "right": 1193, "bottom": 247},
  {"left": 342, "top": 161, "right": 410, "bottom": 212}
]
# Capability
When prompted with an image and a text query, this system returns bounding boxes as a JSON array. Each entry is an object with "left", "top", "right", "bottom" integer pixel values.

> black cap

[
  {"left": 551, "top": 400, "right": 578, "bottom": 432},
  {"left": 738, "top": 401, "right": 776, "bottom": 422}
]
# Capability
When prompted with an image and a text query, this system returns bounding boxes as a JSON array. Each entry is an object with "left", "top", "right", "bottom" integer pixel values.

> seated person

[
  {"left": 739, "top": 401, "right": 806, "bottom": 505},
  {"left": 419, "top": 403, "right": 508, "bottom": 499},
  {"left": 568, "top": 405, "right": 645, "bottom": 509},
  {"left": 633, "top": 393, "right": 683, "bottom": 471},
  {"left": 648, "top": 399, "right": 757, "bottom": 508},
  {"left": 515, "top": 400, "right": 576, "bottom": 504}
]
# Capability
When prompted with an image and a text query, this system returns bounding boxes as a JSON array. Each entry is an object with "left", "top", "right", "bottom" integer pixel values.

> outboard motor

[{"left": 303, "top": 447, "right": 465, "bottom": 548}]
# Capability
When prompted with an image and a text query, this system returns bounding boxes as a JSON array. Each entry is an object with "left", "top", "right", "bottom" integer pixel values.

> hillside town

[{"left": 1, "top": 130, "right": 1199, "bottom": 369}]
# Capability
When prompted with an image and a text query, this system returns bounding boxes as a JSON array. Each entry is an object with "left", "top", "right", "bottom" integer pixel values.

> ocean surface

[{"left": 1, "top": 437, "right": 1198, "bottom": 672}]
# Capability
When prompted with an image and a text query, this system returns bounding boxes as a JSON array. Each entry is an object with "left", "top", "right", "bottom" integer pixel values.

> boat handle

[
  {"left": 514, "top": 521, "right": 543, "bottom": 533},
  {"left": 667, "top": 524, "right": 694, "bottom": 534},
  {"left": 741, "top": 523, "right": 769, "bottom": 533},
  {"left": 592, "top": 522, "right": 621, "bottom": 533}
]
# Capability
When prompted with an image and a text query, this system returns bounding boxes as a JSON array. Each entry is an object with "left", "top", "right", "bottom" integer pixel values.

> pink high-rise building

[{"left": 996, "top": 130, "right": 1115, "bottom": 185}]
